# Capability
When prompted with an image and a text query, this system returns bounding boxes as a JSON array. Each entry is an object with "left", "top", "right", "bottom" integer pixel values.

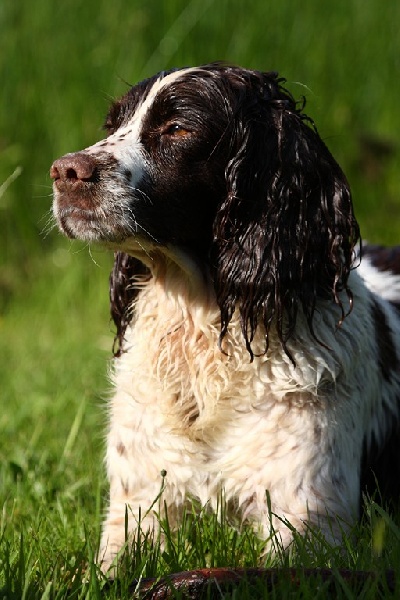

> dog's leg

[
  {"left": 97, "top": 389, "right": 202, "bottom": 576},
  {"left": 215, "top": 403, "right": 362, "bottom": 554}
]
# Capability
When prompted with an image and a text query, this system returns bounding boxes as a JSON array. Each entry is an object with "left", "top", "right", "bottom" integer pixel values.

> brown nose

[{"left": 50, "top": 152, "right": 96, "bottom": 183}]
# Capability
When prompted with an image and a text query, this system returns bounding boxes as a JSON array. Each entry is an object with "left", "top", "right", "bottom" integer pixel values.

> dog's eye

[{"left": 162, "top": 123, "right": 190, "bottom": 137}]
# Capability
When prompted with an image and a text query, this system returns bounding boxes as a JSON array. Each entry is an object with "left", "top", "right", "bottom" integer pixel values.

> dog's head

[{"left": 51, "top": 63, "right": 360, "bottom": 357}]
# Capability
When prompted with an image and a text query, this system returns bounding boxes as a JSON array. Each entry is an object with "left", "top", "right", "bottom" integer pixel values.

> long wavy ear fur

[
  {"left": 212, "top": 71, "right": 360, "bottom": 359},
  {"left": 109, "top": 252, "right": 150, "bottom": 356}
]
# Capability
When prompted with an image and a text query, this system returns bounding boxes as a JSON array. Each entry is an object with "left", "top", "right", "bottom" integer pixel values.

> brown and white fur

[{"left": 51, "top": 64, "right": 400, "bottom": 573}]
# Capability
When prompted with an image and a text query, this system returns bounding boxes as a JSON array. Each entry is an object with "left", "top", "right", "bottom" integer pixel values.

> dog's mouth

[
  {"left": 51, "top": 151, "right": 131, "bottom": 243},
  {"left": 53, "top": 203, "right": 101, "bottom": 239},
  {"left": 53, "top": 203, "right": 117, "bottom": 243}
]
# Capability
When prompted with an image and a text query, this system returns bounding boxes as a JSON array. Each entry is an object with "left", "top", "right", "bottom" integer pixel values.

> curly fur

[{"left": 51, "top": 63, "right": 400, "bottom": 574}]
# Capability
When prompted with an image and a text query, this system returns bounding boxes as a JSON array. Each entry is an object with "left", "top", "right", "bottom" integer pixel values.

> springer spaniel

[{"left": 51, "top": 64, "right": 400, "bottom": 573}]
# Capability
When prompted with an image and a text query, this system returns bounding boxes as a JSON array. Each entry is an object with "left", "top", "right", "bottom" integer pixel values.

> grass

[
  {"left": 1, "top": 476, "right": 400, "bottom": 598},
  {"left": 1, "top": 0, "right": 400, "bottom": 596}
]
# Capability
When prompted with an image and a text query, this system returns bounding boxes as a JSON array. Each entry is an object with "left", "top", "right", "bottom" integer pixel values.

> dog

[{"left": 51, "top": 63, "right": 400, "bottom": 573}]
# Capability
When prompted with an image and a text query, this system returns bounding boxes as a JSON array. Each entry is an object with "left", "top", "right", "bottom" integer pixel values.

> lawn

[{"left": 1, "top": 0, "right": 400, "bottom": 596}]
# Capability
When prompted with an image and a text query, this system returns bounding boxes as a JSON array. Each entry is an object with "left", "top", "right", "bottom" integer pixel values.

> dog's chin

[
  {"left": 57, "top": 218, "right": 116, "bottom": 243},
  {"left": 53, "top": 205, "right": 129, "bottom": 245},
  {"left": 58, "top": 219, "right": 159, "bottom": 262}
]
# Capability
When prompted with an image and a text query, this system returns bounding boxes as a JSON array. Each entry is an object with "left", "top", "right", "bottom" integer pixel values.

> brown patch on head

[{"left": 371, "top": 298, "right": 399, "bottom": 381}]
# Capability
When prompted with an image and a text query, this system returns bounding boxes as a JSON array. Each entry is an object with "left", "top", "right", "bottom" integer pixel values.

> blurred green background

[{"left": 0, "top": 0, "right": 400, "bottom": 510}]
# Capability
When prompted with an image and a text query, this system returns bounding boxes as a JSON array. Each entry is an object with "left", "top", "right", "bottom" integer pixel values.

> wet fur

[{"left": 51, "top": 64, "right": 400, "bottom": 573}]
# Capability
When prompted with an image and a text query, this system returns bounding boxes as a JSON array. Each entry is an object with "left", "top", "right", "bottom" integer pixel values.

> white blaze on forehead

[
  {"left": 122, "top": 66, "right": 200, "bottom": 135},
  {"left": 83, "top": 67, "right": 199, "bottom": 186}
]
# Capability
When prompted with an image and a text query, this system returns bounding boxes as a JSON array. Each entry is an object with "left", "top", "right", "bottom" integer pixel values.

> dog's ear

[
  {"left": 109, "top": 252, "right": 150, "bottom": 356},
  {"left": 212, "top": 72, "right": 360, "bottom": 358}
]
